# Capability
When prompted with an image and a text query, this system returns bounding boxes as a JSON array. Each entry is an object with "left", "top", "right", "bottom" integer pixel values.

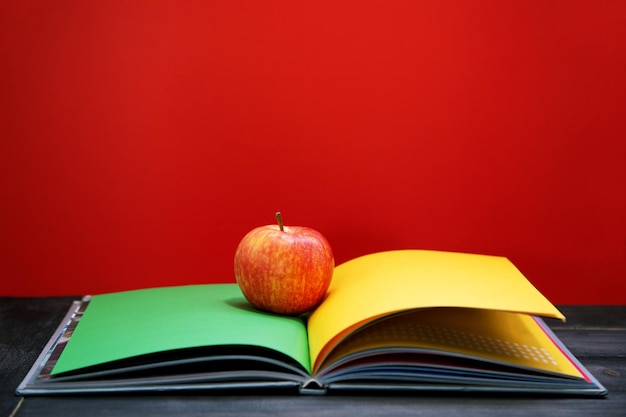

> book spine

[{"left": 298, "top": 378, "right": 327, "bottom": 395}]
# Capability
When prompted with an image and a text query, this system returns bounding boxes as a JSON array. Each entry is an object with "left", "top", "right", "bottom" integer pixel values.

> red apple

[{"left": 234, "top": 212, "right": 334, "bottom": 315}]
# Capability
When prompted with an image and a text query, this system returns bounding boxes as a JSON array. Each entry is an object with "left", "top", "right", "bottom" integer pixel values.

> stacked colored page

[{"left": 17, "top": 250, "right": 607, "bottom": 396}]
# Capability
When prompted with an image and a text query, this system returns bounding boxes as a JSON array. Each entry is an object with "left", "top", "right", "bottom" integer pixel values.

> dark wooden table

[{"left": 2, "top": 297, "right": 625, "bottom": 416}]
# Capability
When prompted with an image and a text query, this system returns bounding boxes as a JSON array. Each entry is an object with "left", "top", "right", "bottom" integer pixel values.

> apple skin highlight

[{"left": 234, "top": 224, "right": 334, "bottom": 315}]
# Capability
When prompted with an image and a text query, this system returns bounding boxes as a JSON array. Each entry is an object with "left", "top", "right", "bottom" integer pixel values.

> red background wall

[{"left": 1, "top": 1, "right": 625, "bottom": 303}]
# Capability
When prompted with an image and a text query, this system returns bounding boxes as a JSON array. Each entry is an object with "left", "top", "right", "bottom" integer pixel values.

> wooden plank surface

[
  {"left": 2, "top": 297, "right": 625, "bottom": 417},
  {"left": 12, "top": 391, "right": 626, "bottom": 417}
]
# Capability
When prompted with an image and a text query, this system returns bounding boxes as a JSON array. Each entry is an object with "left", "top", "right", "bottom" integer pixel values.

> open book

[{"left": 17, "top": 250, "right": 607, "bottom": 396}]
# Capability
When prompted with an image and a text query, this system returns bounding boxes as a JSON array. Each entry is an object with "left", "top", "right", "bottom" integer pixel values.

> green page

[{"left": 52, "top": 284, "right": 311, "bottom": 375}]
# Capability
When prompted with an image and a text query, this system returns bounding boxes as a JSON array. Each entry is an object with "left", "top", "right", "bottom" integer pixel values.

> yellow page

[
  {"left": 307, "top": 250, "right": 564, "bottom": 372},
  {"left": 318, "top": 308, "right": 582, "bottom": 378}
]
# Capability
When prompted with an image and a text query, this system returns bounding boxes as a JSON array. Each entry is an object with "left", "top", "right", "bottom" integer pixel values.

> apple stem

[{"left": 275, "top": 212, "right": 284, "bottom": 232}]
